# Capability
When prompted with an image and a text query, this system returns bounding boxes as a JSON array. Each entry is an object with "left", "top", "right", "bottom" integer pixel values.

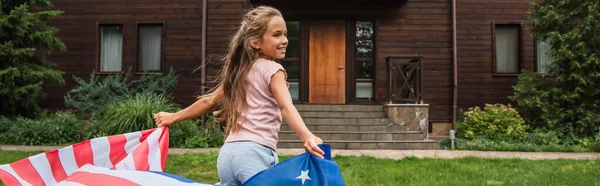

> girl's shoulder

[{"left": 254, "top": 58, "right": 283, "bottom": 70}]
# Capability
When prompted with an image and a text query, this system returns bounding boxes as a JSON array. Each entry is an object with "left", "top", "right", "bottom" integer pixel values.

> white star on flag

[{"left": 296, "top": 169, "right": 311, "bottom": 185}]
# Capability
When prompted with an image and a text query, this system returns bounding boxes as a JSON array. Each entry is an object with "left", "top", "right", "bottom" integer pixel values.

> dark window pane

[
  {"left": 286, "top": 39, "right": 300, "bottom": 58},
  {"left": 282, "top": 61, "right": 300, "bottom": 79},
  {"left": 357, "top": 61, "right": 373, "bottom": 79},
  {"left": 287, "top": 21, "right": 300, "bottom": 37},
  {"left": 357, "top": 39, "right": 373, "bottom": 58},
  {"left": 356, "top": 21, "right": 373, "bottom": 39}
]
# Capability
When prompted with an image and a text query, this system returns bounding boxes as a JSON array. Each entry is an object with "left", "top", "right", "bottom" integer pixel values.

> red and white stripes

[{"left": 0, "top": 127, "right": 169, "bottom": 186}]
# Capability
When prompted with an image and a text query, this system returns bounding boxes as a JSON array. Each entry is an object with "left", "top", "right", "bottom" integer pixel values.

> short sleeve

[{"left": 264, "top": 62, "right": 287, "bottom": 85}]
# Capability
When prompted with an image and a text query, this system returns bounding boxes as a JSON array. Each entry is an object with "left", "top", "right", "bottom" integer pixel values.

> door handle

[{"left": 338, "top": 66, "right": 344, "bottom": 70}]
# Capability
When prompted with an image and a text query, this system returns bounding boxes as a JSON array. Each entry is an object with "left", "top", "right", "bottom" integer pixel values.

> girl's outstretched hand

[
  {"left": 154, "top": 112, "right": 178, "bottom": 127},
  {"left": 304, "top": 136, "right": 325, "bottom": 159}
]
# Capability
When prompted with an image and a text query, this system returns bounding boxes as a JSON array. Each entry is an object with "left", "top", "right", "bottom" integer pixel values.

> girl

[{"left": 153, "top": 5, "right": 324, "bottom": 186}]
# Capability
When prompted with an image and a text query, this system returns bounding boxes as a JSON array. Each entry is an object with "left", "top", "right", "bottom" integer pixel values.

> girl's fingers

[
  {"left": 311, "top": 143, "right": 325, "bottom": 156},
  {"left": 304, "top": 142, "right": 324, "bottom": 159}
]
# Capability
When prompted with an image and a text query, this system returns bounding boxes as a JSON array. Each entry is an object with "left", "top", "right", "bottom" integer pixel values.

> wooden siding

[
  {"left": 204, "top": 0, "right": 250, "bottom": 92},
  {"left": 456, "top": 0, "right": 535, "bottom": 112},
  {"left": 41, "top": 0, "right": 251, "bottom": 108},
  {"left": 39, "top": 0, "right": 535, "bottom": 124},
  {"left": 376, "top": 0, "right": 454, "bottom": 122}
]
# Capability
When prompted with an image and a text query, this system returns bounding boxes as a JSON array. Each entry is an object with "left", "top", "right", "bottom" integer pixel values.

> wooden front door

[{"left": 308, "top": 20, "right": 346, "bottom": 104}]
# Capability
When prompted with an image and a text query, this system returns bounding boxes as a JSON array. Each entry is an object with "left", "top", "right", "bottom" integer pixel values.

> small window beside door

[
  {"left": 493, "top": 24, "right": 520, "bottom": 74},
  {"left": 537, "top": 38, "right": 553, "bottom": 73},
  {"left": 279, "top": 21, "right": 301, "bottom": 100},
  {"left": 355, "top": 21, "right": 374, "bottom": 100},
  {"left": 138, "top": 24, "right": 163, "bottom": 72},
  {"left": 99, "top": 25, "right": 123, "bottom": 72}
]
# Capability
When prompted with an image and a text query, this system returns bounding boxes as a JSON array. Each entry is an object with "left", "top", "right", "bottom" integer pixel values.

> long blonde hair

[{"left": 201, "top": 6, "right": 283, "bottom": 134}]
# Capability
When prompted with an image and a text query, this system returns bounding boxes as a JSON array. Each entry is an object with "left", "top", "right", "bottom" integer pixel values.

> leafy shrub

[
  {"left": 91, "top": 93, "right": 180, "bottom": 136},
  {"left": 169, "top": 119, "right": 201, "bottom": 148},
  {"left": 0, "top": 112, "right": 84, "bottom": 145},
  {"left": 503, "top": 129, "right": 561, "bottom": 146},
  {"left": 440, "top": 137, "right": 589, "bottom": 152},
  {"left": 588, "top": 135, "right": 600, "bottom": 152},
  {"left": 170, "top": 117, "right": 224, "bottom": 148},
  {"left": 133, "top": 69, "right": 178, "bottom": 96},
  {"left": 0, "top": 116, "right": 11, "bottom": 133},
  {"left": 185, "top": 118, "right": 225, "bottom": 148},
  {"left": 457, "top": 104, "right": 528, "bottom": 140},
  {"left": 64, "top": 68, "right": 178, "bottom": 118}
]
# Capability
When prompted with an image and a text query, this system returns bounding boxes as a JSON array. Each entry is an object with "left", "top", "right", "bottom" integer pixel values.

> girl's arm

[
  {"left": 154, "top": 92, "right": 220, "bottom": 127},
  {"left": 270, "top": 70, "right": 325, "bottom": 159}
]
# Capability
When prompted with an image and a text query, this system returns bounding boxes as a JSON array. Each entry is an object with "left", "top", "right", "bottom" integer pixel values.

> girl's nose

[{"left": 282, "top": 36, "right": 288, "bottom": 45}]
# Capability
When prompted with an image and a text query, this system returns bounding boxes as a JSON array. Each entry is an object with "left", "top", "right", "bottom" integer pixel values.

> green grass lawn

[{"left": 1, "top": 150, "right": 599, "bottom": 186}]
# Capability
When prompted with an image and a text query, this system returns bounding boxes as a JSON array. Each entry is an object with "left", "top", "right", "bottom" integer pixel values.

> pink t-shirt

[{"left": 224, "top": 58, "right": 287, "bottom": 150}]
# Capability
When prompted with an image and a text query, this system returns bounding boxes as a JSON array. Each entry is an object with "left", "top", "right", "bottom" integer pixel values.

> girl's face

[{"left": 254, "top": 16, "right": 288, "bottom": 60}]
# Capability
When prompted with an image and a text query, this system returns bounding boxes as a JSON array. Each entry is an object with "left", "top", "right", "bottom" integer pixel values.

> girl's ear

[{"left": 250, "top": 38, "right": 260, "bottom": 50}]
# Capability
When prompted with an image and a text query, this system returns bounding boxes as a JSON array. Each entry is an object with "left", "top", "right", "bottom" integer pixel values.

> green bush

[
  {"left": 440, "top": 137, "right": 590, "bottom": 152},
  {"left": 504, "top": 129, "right": 561, "bottom": 146},
  {"left": 509, "top": 0, "right": 600, "bottom": 138},
  {"left": 90, "top": 93, "right": 180, "bottom": 136},
  {"left": 588, "top": 135, "right": 600, "bottom": 152},
  {"left": 186, "top": 118, "right": 225, "bottom": 148},
  {"left": 170, "top": 117, "right": 224, "bottom": 148},
  {"left": 0, "top": 112, "right": 84, "bottom": 145},
  {"left": 169, "top": 119, "right": 201, "bottom": 148},
  {"left": 457, "top": 104, "right": 528, "bottom": 140},
  {"left": 64, "top": 68, "right": 178, "bottom": 118},
  {"left": 0, "top": 116, "right": 11, "bottom": 133}
]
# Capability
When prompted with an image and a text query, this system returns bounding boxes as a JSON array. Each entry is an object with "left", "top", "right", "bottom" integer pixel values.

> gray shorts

[{"left": 216, "top": 141, "right": 279, "bottom": 186}]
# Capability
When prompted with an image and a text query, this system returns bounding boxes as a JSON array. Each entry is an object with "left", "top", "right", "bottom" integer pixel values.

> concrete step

[
  {"left": 280, "top": 124, "right": 410, "bottom": 132},
  {"left": 279, "top": 131, "right": 425, "bottom": 141},
  {"left": 283, "top": 118, "right": 396, "bottom": 126},
  {"left": 294, "top": 104, "right": 384, "bottom": 112},
  {"left": 298, "top": 111, "right": 385, "bottom": 118},
  {"left": 278, "top": 140, "right": 439, "bottom": 150}
]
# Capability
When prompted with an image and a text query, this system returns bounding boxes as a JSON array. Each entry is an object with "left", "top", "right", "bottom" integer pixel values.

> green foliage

[
  {"left": 509, "top": 71, "right": 556, "bottom": 130},
  {"left": 90, "top": 93, "right": 180, "bottom": 136},
  {"left": 184, "top": 120, "right": 224, "bottom": 148},
  {"left": 588, "top": 135, "right": 600, "bottom": 152},
  {"left": 0, "top": 0, "right": 67, "bottom": 118},
  {"left": 167, "top": 117, "right": 224, "bottom": 148},
  {"left": 457, "top": 104, "right": 528, "bottom": 140},
  {"left": 64, "top": 68, "right": 178, "bottom": 118},
  {"left": 0, "top": 112, "right": 84, "bottom": 145},
  {"left": 510, "top": 0, "right": 600, "bottom": 138},
  {"left": 0, "top": 116, "right": 11, "bottom": 133},
  {"left": 440, "top": 137, "right": 590, "bottom": 152},
  {"left": 169, "top": 119, "right": 201, "bottom": 148}
]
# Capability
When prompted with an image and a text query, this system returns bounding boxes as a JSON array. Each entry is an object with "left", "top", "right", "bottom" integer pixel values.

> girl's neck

[{"left": 260, "top": 55, "right": 275, "bottom": 61}]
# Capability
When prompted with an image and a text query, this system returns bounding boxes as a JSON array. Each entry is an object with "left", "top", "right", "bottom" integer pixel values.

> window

[
  {"left": 537, "top": 38, "right": 553, "bottom": 73},
  {"left": 355, "top": 21, "right": 374, "bottom": 100},
  {"left": 494, "top": 25, "right": 520, "bottom": 74},
  {"left": 138, "top": 24, "right": 163, "bottom": 72},
  {"left": 278, "top": 21, "right": 301, "bottom": 100},
  {"left": 100, "top": 25, "right": 123, "bottom": 72}
]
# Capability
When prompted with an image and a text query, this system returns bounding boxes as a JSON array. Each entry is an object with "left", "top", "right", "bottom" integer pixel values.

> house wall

[
  {"left": 41, "top": 0, "right": 535, "bottom": 124},
  {"left": 375, "top": 0, "right": 453, "bottom": 122},
  {"left": 456, "top": 0, "right": 535, "bottom": 111},
  {"left": 42, "top": 0, "right": 250, "bottom": 109}
]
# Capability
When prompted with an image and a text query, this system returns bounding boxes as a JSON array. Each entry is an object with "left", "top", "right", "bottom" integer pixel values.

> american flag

[
  {"left": 0, "top": 127, "right": 197, "bottom": 186},
  {"left": 0, "top": 127, "right": 346, "bottom": 186}
]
